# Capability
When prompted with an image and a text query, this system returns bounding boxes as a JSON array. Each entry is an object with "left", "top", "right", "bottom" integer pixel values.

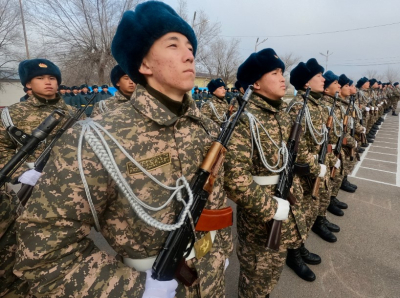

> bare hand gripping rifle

[
  {"left": 17, "top": 93, "right": 97, "bottom": 206},
  {"left": 0, "top": 110, "right": 65, "bottom": 189},
  {"left": 266, "top": 87, "right": 311, "bottom": 251},
  {"left": 311, "top": 92, "right": 338, "bottom": 198},
  {"left": 152, "top": 86, "right": 254, "bottom": 285}
]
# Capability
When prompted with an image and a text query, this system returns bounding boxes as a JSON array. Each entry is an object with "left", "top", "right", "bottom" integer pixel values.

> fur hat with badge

[
  {"left": 207, "top": 78, "right": 226, "bottom": 94},
  {"left": 18, "top": 58, "right": 61, "bottom": 87},
  {"left": 110, "top": 65, "right": 128, "bottom": 88},
  {"left": 111, "top": 1, "right": 197, "bottom": 86}
]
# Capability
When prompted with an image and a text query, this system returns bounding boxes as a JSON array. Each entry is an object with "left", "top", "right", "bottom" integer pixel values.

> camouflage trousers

[
  {"left": 236, "top": 207, "right": 301, "bottom": 297},
  {"left": 342, "top": 147, "right": 357, "bottom": 176},
  {"left": 318, "top": 177, "right": 332, "bottom": 217},
  {"left": 363, "top": 112, "right": 370, "bottom": 134},
  {"left": 330, "top": 152, "right": 345, "bottom": 197}
]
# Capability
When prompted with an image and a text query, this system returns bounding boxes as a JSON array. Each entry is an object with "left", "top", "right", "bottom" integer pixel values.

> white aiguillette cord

[{"left": 76, "top": 119, "right": 194, "bottom": 232}]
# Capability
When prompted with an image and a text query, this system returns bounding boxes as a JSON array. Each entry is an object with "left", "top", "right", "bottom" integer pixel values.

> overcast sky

[{"left": 164, "top": 0, "right": 400, "bottom": 82}]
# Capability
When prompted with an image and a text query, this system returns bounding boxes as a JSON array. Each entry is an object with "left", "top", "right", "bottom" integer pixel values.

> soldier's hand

[
  {"left": 272, "top": 196, "right": 290, "bottom": 221},
  {"left": 18, "top": 169, "right": 42, "bottom": 186},
  {"left": 143, "top": 269, "right": 178, "bottom": 298},
  {"left": 318, "top": 164, "right": 327, "bottom": 178},
  {"left": 334, "top": 159, "right": 341, "bottom": 169}
]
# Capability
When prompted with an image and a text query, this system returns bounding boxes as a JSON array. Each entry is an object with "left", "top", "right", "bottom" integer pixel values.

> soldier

[
  {"left": 235, "top": 80, "right": 245, "bottom": 95},
  {"left": 192, "top": 87, "right": 202, "bottom": 108},
  {"left": 225, "top": 87, "right": 233, "bottom": 104},
  {"left": 224, "top": 48, "right": 317, "bottom": 297},
  {"left": 391, "top": 82, "right": 400, "bottom": 115},
  {"left": 15, "top": 2, "right": 232, "bottom": 297},
  {"left": 69, "top": 85, "right": 80, "bottom": 108},
  {"left": 100, "top": 84, "right": 113, "bottom": 100},
  {"left": 58, "top": 84, "right": 67, "bottom": 98},
  {"left": 19, "top": 87, "right": 32, "bottom": 102},
  {"left": 200, "top": 78, "right": 230, "bottom": 126},
  {"left": 91, "top": 84, "right": 100, "bottom": 95},
  {"left": 201, "top": 89, "right": 208, "bottom": 101},
  {"left": 321, "top": 71, "right": 357, "bottom": 217},
  {"left": 355, "top": 77, "right": 375, "bottom": 144},
  {"left": 0, "top": 58, "right": 80, "bottom": 298},
  {"left": 75, "top": 84, "right": 93, "bottom": 117},
  {"left": 91, "top": 65, "right": 136, "bottom": 117},
  {"left": 288, "top": 60, "right": 340, "bottom": 246},
  {"left": 65, "top": 86, "right": 72, "bottom": 97}
]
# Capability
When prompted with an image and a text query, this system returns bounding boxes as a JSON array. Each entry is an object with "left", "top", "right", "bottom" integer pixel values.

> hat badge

[
  {"left": 274, "top": 55, "right": 279, "bottom": 59},
  {"left": 38, "top": 63, "right": 48, "bottom": 68}
]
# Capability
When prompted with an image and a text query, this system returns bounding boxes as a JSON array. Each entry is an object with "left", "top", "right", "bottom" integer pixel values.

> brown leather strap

[{"left": 195, "top": 207, "right": 233, "bottom": 231}]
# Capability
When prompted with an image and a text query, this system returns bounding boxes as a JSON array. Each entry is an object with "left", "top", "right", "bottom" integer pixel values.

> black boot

[
  {"left": 312, "top": 216, "right": 337, "bottom": 242},
  {"left": 361, "top": 142, "right": 369, "bottom": 148},
  {"left": 328, "top": 197, "right": 344, "bottom": 216},
  {"left": 358, "top": 147, "right": 365, "bottom": 153},
  {"left": 323, "top": 217, "right": 340, "bottom": 232},
  {"left": 286, "top": 248, "right": 316, "bottom": 282},
  {"left": 332, "top": 196, "right": 348, "bottom": 209},
  {"left": 266, "top": 295, "right": 270, "bottom": 298},
  {"left": 340, "top": 177, "right": 356, "bottom": 193},
  {"left": 367, "top": 138, "right": 374, "bottom": 143},
  {"left": 393, "top": 111, "right": 398, "bottom": 116},
  {"left": 299, "top": 243, "right": 321, "bottom": 265},
  {"left": 345, "top": 176, "right": 357, "bottom": 189}
]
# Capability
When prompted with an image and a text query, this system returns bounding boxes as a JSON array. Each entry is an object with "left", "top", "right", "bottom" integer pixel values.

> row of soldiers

[
  {"left": 0, "top": 1, "right": 400, "bottom": 298},
  {"left": 192, "top": 87, "right": 240, "bottom": 108}
]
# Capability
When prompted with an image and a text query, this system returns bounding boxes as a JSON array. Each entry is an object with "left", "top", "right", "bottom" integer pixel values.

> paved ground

[{"left": 91, "top": 106, "right": 400, "bottom": 298}]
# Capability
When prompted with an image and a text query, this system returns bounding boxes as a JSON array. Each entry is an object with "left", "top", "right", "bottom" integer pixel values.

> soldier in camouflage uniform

[
  {"left": 288, "top": 59, "right": 340, "bottom": 246},
  {"left": 200, "top": 78, "right": 230, "bottom": 126},
  {"left": 0, "top": 58, "right": 81, "bottom": 298},
  {"left": 91, "top": 65, "right": 136, "bottom": 117},
  {"left": 355, "top": 78, "right": 375, "bottom": 144},
  {"left": 15, "top": 2, "right": 232, "bottom": 297},
  {"left": 337, "top": 74, "right": 361, "bottom": 192},
  {"left": 321, "top": 71, "right": 357, "bottom": 217},
  {"left": 224, "top": 48, "right": 317, "bottom": 297},
  {"left": 391, "top": 82, "right": 400, "bottom": 115}
]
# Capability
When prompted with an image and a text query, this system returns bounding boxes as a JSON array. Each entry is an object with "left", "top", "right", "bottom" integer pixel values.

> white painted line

[
  {"left": 359, "top": 166, "right": 397, "bottom": 174},
  {"left": 373, "top": 137, "right": 397, "bottom": 140},
  {"left": 397, "top": 115, "right": 400, "bottom": 186},
  {"left": 368, "top": 151, "right": 398, "bottom": 156},
  {"left": 364, "top": 158, "right": 397, "bottom": 164},
  {"left": 372, "top": 145, "right": 397, "bottom": 150},
  {"left": 374, "top": 141, "right": 398, "bottom": 144},
  {"left": 348, "top": 175, "right": 398, "bottom": 187},
  {"left": 376, "top": 132, "right": 398, "bottom": 135}
]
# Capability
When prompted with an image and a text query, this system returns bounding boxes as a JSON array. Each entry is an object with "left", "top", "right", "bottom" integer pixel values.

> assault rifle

[
  {"left": 266, "top": 87, "right": 311, "bottom": 251},
  {"left": 0, "top": 111, "right": 64, "bottom": 188},
  {"left": 17, "top": 93, "right": 96, "bottom": 206},
  {"left": 311, "top": 92, "right": 338, "bottom": 198},
  {"left": 152, "top": 86, "right": 254, "bottom": 285}
]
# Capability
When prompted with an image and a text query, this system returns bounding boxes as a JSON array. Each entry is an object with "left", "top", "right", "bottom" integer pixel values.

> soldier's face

[
  {"left": 308, "top": 73, "right": 325, "bottom": 93},
  {"left": 26, "top": 75, "right": 58, "bottom": 99},
  {"left": 372, "top": 82, "right": 378, "bottom": 89},
  {"left": 140, "top": 32, "right": 195, "bottom": 101},
  {"left": 340, "top": 84, "right": 351, "bottom": 97},
  {"left": 213, "top": 86, "right": 226, "bottom": 98},
  {"left": 103, "top": 88, "right": 108, "bottom": 92},
  {"left": 324, "top": 80, "right": 341, "bottom": 96},
  {"left": 350, "top": 85, "right": 357, "bottom": 94},
  {"left": 254, "top": 68, "right": 286, "bottom": 100},
  {"left": 117, "top": 75, "right": 136, "bottom": 95},
  {"left": 66, "top": 90, "right": 71, "bottom": 93},
  {"left": 60, "top": 89, "right": 66, "bottom": 94},
  {"left": 93, "top": 88, "right": 98, "bottom": 92},
  {"left": 82, "top": 87, "right": 88, "bottom": 93},
  {"left": 361, "top": 81, "right": 370, "bottom": 89},
  {"left": 73, "top": 89, "right": 79, "bottom": 94}
]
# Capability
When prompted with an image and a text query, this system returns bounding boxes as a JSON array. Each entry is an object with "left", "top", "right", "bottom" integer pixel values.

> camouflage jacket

[
  {"left": 15, "top": 85, "right": 232, "bottom": 298},
  {"left": 223, "top": 93, "right": 309, "bottom": 247},
  {"left": 340, "top": 97, "right": 364, "bottom": 135},
  {"left": 321, "top": 95, "right": 357, "bottom": 148},
  {"left": 200, "top": 95, "right": 230, "bottom": 125},
  {"left": 355, "top": 89, "right": 371, "bottom": 109},
  {"left": 287, "top": 91, "right": 330, "bottom": 175},
  {"left": 0, "top": 94, "right": 78, "bottom": 179},
  {"left": 91, "top": 91, "right": 129, "bottom": 117}
]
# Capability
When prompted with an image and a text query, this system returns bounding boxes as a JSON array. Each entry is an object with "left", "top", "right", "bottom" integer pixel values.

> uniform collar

[
  {"left": 297, "top": 89, "right": 320, "bottom": 106},
  {"left": 250, "top": 92, "right": 283, "bottom": 113},
  {"left": 114, "top": 91, "right": 130, "bottom": 102},
  {"left": 131, "top": 84, "right": 201, "bottom": 126},
  {"left": 27, "top": 93, "right": 67, "bottom": 109}
]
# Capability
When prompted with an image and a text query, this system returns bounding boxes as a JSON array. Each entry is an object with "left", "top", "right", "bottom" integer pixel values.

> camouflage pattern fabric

[
  {"left": 321, "top": 95, "right": 356, "bottom": 197},
  {"left": 224, "top": 93, "right": 311, "bottom": 296},
  {"left": 0, "top": 94, "right": 79, "bottom": 180},
  {"left": 14, "top": 85, "right": 232, "bottom": 298},
  {"left": 287, "top": 91, "right": 334, "bottom": 231},
  {"left": 91, "top": 91, "right": 129, "bottom": 118},
  {"left": 200, "top": 95, "right": 230, "bottom": 125}
]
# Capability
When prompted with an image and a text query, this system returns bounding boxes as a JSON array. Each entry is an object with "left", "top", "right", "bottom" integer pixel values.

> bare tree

[
  {"left": 26, "top": 0, "right": 141, "bottom": 85},
  {"left": 0, "top": 0, "right": 23, "bottom": 89},
  {"left": 280, "top": 52, "right": 301, "bottom": 92},
  {"left": 383, "top": 67, "right": 399, "bottom": 83},
  {"left": 363, "top": 69, "right": 383, "bottom": 81},
  {"left": 198, "top": 37, "right": 241, "bottom": 85}
]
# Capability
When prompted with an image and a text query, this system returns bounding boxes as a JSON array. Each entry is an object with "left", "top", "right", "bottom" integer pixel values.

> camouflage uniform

[
  {"left": 91, "top": 91, "right": 130, "bottom": 118},
  {"left": 391, "top": 87, "right": 400, "bottom": 110},
  {"left": 287, "top": 91, "right": 336, "bottom": 230},
  {"left": 200, "top": 95, "right": 230, "bottom": 126},
  {"left": 0, "top": 94, "right": 78, "bottom": 180},
  {"left": 356, "top": 89, "right": 372, "bottom": 134},
  {"left": 14, "top": 85, "right": 233, "bottom": 298},
  {"left": 224, "top": 93, "right": 311, "bottom": 297},
  {"left": 321, "top": 95, "right": 357, "bottom": 197}
]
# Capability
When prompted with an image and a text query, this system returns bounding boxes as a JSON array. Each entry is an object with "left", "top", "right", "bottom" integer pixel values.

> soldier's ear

[
  {"left": 253, "top": 81, "right": 261, "bottom": 91},
  {"left": 139, "top": 57, "right": 153, "bottom": 76},
  {"left": 26, "top": 81, "right": 32, "bottom": 89}
]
